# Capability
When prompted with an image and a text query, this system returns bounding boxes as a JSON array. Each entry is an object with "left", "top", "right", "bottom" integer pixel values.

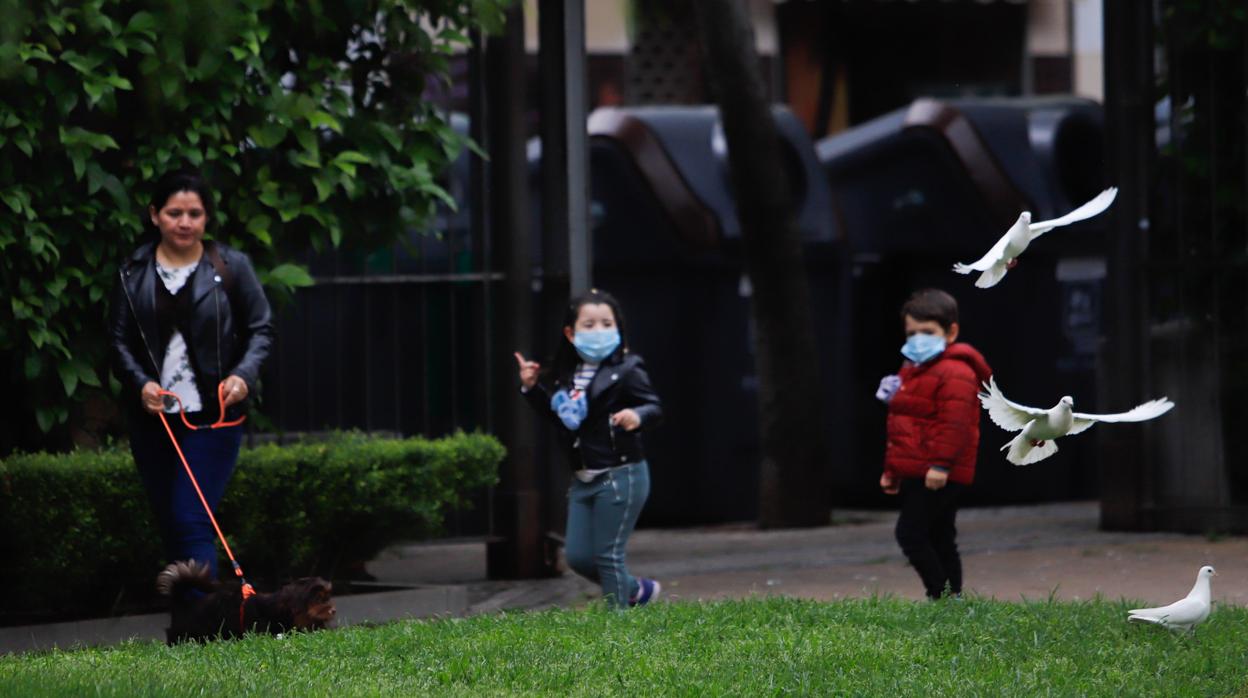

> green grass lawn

[{"left": 3, "top": 597, "right": 1247, "bottom": 696}]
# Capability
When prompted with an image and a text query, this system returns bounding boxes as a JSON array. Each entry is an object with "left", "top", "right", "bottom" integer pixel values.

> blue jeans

[
  {"left": 130, "top": 417, "right": 243, "bottom": 580},
  {"left": 565, "top": 460, "right": 650, "bottom": 608}
]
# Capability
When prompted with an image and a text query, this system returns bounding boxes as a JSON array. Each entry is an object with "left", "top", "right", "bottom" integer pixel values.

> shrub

[{"left": 0, "top": 430, "right": 503, "bottom": 619}]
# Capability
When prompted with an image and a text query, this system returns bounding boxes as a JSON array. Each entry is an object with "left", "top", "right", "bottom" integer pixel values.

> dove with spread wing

[
  {"left": 1127, "top": 565, "right": 1215, "bottom": 633},
  {"left": 979, "top": 376, "right": 1174, "bottom": 465},
  {"left": 953, "top": 187, "right": 1118, "bottom": 288}
]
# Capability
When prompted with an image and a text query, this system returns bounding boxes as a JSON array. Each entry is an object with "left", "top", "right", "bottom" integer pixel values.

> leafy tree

[{"left": 0, "top": 0, "right": 508, "bottom": 451}]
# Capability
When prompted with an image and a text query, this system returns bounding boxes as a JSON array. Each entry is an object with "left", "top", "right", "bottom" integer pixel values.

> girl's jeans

[
  {"left": 130, "top": 417, "right": 244, "bottom": 580},
  {"left": 564, "top": 460, "right": 650, "bottom": 608}
]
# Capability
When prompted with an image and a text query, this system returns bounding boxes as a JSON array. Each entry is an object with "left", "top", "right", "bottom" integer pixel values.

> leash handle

[{"left": 156, "top": 384, "right": 247, "bottom": 430}]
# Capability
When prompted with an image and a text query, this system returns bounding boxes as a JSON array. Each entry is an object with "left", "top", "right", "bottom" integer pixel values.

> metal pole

[
  {"left": 539, "top": 0, "right": 592, "bottom": 295},
  {"left": 1099, "top": 0, "right": 1153, "bottom": 530},
  {"left": 485, "top": 5, "right": 549, "bottom": 579},
  {"left": 468, "top": 25, "right": 496, "bottom": 532}
]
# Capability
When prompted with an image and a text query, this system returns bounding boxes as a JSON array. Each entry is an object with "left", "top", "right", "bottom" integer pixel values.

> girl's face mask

[
  {"left": 573, "top": 329, "right": 620, "bottom": 363},
  {"left": 566, "top": 302, "right": 621, "bottom": 363}
]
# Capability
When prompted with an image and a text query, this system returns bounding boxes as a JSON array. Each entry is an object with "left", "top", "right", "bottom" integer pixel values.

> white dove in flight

[
  {"left": 979, "top": 376, "right": 1174, "bottom": 465},
  {"left": 1127, "top": 565, "right": 1215, "bottom": 633},
  {"left": 953, "top": 187, "right": 1119, "bottom": 288}
]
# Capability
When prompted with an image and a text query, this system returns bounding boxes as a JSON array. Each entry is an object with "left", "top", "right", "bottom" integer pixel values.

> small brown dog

[{"left": 156, "top": 560, "right": 336, "bottom": 644}]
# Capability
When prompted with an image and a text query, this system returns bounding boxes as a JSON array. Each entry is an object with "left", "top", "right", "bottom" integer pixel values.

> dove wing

[
  {"left": 953, "top": 214, "right": 1028, "bottom": 273},
  {"left": 979, "top": 376, "right": 1048, "bottom": 432},
  {"left": 1128, "top": 597, "right": 1205, "bottom": 626},
  {"left": 1028, "top": 187, "right": 1119, "bottom": 239},
  {"left": 1068, "top": 397, "right": 1175, "bottom": 435}
]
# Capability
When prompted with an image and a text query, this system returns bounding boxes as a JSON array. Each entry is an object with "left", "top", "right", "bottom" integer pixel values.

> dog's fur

[{"left": 156, "top": 560, "right": 336, "bottom": 644}]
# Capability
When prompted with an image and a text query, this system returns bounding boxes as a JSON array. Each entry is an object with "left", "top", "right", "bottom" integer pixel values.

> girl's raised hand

[{"left": 514, "top": 351, "right": 540, "bottom": 389}]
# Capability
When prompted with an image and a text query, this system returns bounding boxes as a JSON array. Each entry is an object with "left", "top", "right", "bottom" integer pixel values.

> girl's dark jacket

[
  {"left": 522, "top": 350, "right": 663, "bottom": 471},
  {"left": 109, "top": 241, "right": 274, "bottom": 423}
]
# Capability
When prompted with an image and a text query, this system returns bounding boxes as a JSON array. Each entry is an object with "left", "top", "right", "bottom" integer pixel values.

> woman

[{"left": 109, "top": 168, "right": 273, "bottom": 580}]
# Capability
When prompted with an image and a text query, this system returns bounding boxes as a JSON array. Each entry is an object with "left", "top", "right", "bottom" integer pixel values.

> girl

[{"left": 514, "top": 289, "right": 663, "bottom": 608}]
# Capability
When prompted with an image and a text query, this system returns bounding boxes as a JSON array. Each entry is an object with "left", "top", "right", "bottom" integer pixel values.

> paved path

[
  {"left": 9, "top": 501, "right": 1244, "bottom": 653},
  {"left": 369, "top": 501, "right": 1248, "bottom": 611}
]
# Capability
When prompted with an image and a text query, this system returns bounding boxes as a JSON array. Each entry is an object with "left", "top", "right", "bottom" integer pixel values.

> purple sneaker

[{"left": 630, "top": 578, "right": 661, "bottom": 607}]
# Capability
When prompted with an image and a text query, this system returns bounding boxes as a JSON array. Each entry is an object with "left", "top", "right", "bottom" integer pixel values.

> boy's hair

[{"left": 900, "top": 289, "right": 959, "bottom": 331}]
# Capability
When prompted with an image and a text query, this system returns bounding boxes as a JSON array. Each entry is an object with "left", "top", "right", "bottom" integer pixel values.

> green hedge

[{"left": 0, "top": 431, "right": 503, "bottom": 619}]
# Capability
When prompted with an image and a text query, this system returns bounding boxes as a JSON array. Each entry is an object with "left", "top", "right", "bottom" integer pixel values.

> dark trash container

[
  {"left": 817, "top": 96, "right": 1111, "bottom": 508},
  {"left": 576, "top": 105, "right": 848, "bottom": 525}
]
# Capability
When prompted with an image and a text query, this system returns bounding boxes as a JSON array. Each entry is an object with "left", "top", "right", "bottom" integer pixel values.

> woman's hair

[
  {"left": 543, "top": 288, "right": 629, "bottom": 385},
  {"left": 146, "top": 168, "right": 215, "bottom": 237},
  {"left": 900, "top": 288, "right": 959, "bottom": 331}
]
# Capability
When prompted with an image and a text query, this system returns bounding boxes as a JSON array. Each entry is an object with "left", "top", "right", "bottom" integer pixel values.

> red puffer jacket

[{"left": 884, "top": 342, "right": 992, "bottom": 485}]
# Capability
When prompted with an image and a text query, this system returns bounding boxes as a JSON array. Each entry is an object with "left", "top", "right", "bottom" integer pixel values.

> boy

[{"left": 876, "top": 289, "right": 991, "bottom": 600}]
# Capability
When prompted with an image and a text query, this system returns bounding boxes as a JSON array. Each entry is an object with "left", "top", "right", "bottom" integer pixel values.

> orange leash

[
  {"left": 155, "top": 385, "right": 255, "bottom": 631},
  {"left": 166, "top": 383, "right": 247, "bottom": 430}
]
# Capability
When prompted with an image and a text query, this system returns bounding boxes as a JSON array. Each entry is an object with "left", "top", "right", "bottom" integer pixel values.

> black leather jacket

[
  {"left": 109, "top": 241, "right": 274, "bottom": 422},
  {"left": 523, "top": 351, "right": 663, "bottom": 470}
]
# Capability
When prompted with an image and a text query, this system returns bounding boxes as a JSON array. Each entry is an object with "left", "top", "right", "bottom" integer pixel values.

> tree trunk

[{"left": 693, "top": 0, "right": 831, "bottom": 527}]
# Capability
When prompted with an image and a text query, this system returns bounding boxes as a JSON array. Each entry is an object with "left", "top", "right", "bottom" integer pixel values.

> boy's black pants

[{"left": 895, "top": 478, "right": 965, "bottom": 599}]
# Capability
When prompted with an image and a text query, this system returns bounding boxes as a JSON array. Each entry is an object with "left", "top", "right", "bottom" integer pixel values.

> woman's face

[{"left": 150, "top": 190, "right": 207, "bottom": 252}]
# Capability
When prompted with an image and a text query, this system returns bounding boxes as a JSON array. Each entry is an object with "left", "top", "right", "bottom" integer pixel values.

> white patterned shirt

[
  {"left": 569, "top": 362, "right": 597, "bottom": 398},
  {"left": 156, "top": 260, "right": 203, "bottom": 413},
  {"left": 572, "top": 362, "right": 608, "bottom": 483}
]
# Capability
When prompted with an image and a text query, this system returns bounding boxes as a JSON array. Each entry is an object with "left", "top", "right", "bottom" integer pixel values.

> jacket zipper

[
  {"left": 119, "top": 267, "right": 162, "bottom": 379},
  {"left": 214, "top": 280, "right": 222, "bottom": 379}
]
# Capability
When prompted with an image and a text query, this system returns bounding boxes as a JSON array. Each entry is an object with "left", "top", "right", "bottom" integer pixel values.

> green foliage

[
  {"left": 0, "top": 431, "right": 503, "bottom": 617},
  {"left": 0, "top": 0, "right": 509, "bottom": 442},
  {"left": 4, "top": 598, "right": 1248, "bottom": 695}
]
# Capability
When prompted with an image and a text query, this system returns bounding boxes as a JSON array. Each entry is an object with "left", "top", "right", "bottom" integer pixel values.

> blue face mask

[
  {"left": 550, "top": 389, "right": 588, "bottom": 431},
  {"left": 572, "top": 328, "right": 620, "bottom": 363},
  {"left": 901, "top": 333, "right": 946, "bottom": 364}
]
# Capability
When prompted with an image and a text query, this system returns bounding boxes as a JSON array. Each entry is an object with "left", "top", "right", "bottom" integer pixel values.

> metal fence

[
  {"left": 257, "top": 152, "right": 500, "bottom": 537},
  {"left": 1103, "top": 0, "right": 1248, "bottom": 532}
]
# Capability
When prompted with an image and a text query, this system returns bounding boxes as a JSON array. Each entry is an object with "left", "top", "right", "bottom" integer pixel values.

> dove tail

[
  {"left": 1005, "top": 433, "right": 1059, "bottom": 465},
  {"left": 975, "top": 263, "right": 1008, "bottom": 288},
  {"left": 952, "top": 263, "right": 974, "bottom": 275},
  {"left": 1127, "top": 614, "right": 1165, "bottom": 626}
]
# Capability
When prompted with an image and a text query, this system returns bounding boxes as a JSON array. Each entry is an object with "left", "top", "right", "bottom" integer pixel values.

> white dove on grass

[
  {"left": 979, "top": 376, "right": 1174, "bottom": 465},
  {"left": 1127, "top": 565, "right": 1215, "bottom": 633},
  {"left": 953, "top": 187, "right": 1118, "bottom": 288}
]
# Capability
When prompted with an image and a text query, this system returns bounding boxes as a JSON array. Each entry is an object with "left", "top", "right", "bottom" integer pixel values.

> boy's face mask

[
  {"left": 901, "top": 333, "right": 946, "bottom": 364},
  {"left": 572, "top": 328, "right": 620, "bottom": 363}
]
